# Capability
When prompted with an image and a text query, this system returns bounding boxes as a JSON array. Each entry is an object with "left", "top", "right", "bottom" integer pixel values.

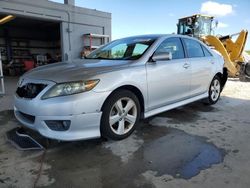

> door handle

[{"left": 183, "top": 63, "right": 190, "bottom": 69}]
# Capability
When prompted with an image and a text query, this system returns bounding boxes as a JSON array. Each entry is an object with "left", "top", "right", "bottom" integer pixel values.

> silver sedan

[{"left": 14, "top": 34, "right": 227, "bottom": 141}]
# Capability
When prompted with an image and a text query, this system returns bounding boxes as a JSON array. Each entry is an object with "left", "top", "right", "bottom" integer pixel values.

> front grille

[
  {"left": 16, "top": 83, "right": 47, "bottom": 99},
  {"left": 19, "top": 111, "right": 35, "bottom": 124}
]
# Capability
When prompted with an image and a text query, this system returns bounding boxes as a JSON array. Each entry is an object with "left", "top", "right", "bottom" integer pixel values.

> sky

[{"left": 50, "top": 0, "right": 250, "bottom": 50}]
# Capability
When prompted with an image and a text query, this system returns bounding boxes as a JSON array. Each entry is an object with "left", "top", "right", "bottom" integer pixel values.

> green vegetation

[{"left": 246, "top": 50, "right": 250, "bottom": 55}]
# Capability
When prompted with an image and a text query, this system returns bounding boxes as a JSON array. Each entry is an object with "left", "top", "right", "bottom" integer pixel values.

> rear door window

[{"left": 183, "top": 38, "right": 204, "bottom": 58}]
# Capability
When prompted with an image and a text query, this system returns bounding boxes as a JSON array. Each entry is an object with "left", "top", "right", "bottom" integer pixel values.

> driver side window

[{"left": 154, "top": 38, "right": 185, "bottom": 60}]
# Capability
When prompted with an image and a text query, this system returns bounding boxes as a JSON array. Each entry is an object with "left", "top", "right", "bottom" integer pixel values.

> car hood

[{"left": 23, "top": 59, "right": 132, "bottom": 83}]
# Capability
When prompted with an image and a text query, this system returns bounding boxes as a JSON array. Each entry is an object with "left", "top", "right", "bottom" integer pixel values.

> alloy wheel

[
  {"left": 109, "top": 97, "right": 137, "bottom": 135},
  {"left": 210, "top": 79, "right": 221, "bottom": 102}
]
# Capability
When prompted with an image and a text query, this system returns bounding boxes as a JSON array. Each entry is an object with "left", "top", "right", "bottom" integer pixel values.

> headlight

[{"left": 41, "top": 80, "right": 99, "bottom": 99}]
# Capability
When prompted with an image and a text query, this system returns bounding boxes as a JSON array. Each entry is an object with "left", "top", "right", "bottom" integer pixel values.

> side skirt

[{"left": 144, "top": 92, "right": 208, "bottom": 118}]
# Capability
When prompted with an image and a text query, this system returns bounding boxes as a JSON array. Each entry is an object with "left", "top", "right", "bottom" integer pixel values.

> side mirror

[
  {"left": 215, "top": 20, "right": 219, "bottom": 28},
  {"left": 152, "top": 52, "right": 172, "bottom": 62},
  {"left": 194, "top": 21, "right": 199, "bottom": 29},
  {"left": 187, "top": 18, "right": 192, "bottom": 25}
]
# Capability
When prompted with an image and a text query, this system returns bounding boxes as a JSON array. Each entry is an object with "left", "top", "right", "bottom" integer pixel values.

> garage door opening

[{"left": 0, "top": 15, "right": 61, "bottom": 76}]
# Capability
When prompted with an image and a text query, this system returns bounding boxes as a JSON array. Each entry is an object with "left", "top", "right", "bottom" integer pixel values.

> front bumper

[
  {"left": 14, "top": 107, "right": 102, "bottom": 141},
  {"left": 14, "top": 81, "right": 111, "bottom": 141}
]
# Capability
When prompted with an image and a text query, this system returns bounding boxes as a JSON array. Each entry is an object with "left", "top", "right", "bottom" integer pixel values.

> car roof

[
  {"left": 120, "top": 34, "right": 198, "bottom": 41},
  {"left": 121, "top": 34, "right": 166, "bottom": 38}
]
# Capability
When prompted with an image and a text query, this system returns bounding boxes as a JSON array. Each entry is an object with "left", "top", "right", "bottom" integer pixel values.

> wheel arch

[
  {"left": 215, "top": 67, "right": 228, "bottom": 90},
  {"left": 101, "top": 85, "right": 145, "bottom": 118}
]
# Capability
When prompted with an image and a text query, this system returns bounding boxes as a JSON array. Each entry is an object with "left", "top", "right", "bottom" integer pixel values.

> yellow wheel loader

[{"left": 177, "top": 14, "right": 250, "bottom": 81}]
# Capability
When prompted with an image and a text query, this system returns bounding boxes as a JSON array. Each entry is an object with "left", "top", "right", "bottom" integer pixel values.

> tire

[
  {"left": 101, "top": 89, "right": 141, "bottom": 140},
  {"left": 206, "top": 76, "right": 221, "bottom": 105},
  {"left": 239, "top": 62, "right": 250, "bottom": 82}
]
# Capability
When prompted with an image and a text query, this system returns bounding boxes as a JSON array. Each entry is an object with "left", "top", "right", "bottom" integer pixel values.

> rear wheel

[
  {"left": 101, "top": 90, "right": 140, "bottom": 140},
  {"left": 206, "top": 76, "right": 221, "bottom": 105}
]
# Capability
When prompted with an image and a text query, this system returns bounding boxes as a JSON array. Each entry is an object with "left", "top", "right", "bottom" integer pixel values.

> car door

[
  {"left": 146, "top": 37, "right": 191, "bottom": 111},
  {"left": 182, "top": 38, "right": 213, "bottom": 96}
]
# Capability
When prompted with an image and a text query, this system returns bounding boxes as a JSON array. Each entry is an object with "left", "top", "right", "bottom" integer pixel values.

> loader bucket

[
  {"left": 225, "top": 30, "right": 248, "bottom": 63},
  {"left": 204, "top": 35, "right": 239, "bottom": 77}
]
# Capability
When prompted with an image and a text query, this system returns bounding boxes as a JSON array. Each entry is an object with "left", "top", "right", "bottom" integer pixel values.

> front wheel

[
  {"left": 206, "top": 76, "right": 221, "bottom": 105},
  {"left": 101, "top": 90, "right": 140, "bottom": 140}
]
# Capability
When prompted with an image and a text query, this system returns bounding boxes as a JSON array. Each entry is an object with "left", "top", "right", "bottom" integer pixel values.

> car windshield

[{"left": 86, "top": 37, "right": 157, "bottom": 60}]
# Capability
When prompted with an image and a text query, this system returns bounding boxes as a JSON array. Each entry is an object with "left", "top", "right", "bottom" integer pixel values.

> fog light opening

[{"left": 45, "top": 120, "right": 71, "bottom": 131}]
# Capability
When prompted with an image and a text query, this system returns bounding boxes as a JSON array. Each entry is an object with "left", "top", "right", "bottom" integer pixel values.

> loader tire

[{"left": 239, "top": 62, "right": 250, "bottom": 82}]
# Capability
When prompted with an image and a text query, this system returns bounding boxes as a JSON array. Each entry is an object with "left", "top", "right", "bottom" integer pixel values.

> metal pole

[{"left": 0, "top": 53, "right": 5, "bottom": 95}]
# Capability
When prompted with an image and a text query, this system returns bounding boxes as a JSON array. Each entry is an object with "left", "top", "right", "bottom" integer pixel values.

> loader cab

[{"left": 177, "top": 14, "right": 214, "bottom": 38}]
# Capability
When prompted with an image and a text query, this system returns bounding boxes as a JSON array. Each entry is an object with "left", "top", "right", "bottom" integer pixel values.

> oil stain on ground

[
  {"left": 141, "top": 128, "right": 225, "bottom": 179},
  {"left": 43, "top": 125, "right": 225, "bottom": 188}
]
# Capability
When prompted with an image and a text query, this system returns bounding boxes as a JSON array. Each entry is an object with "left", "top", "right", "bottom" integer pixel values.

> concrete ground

[{"left": 0, "top": 77, "right": 250, "bottom": 188}]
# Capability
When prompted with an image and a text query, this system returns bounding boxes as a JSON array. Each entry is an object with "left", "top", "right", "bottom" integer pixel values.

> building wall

[
  {"left": 0, "top": 0, "right": 112, "bottom": 61},
  {"left": 68, "top": 23, "right": 104, "bottom": 60}
]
